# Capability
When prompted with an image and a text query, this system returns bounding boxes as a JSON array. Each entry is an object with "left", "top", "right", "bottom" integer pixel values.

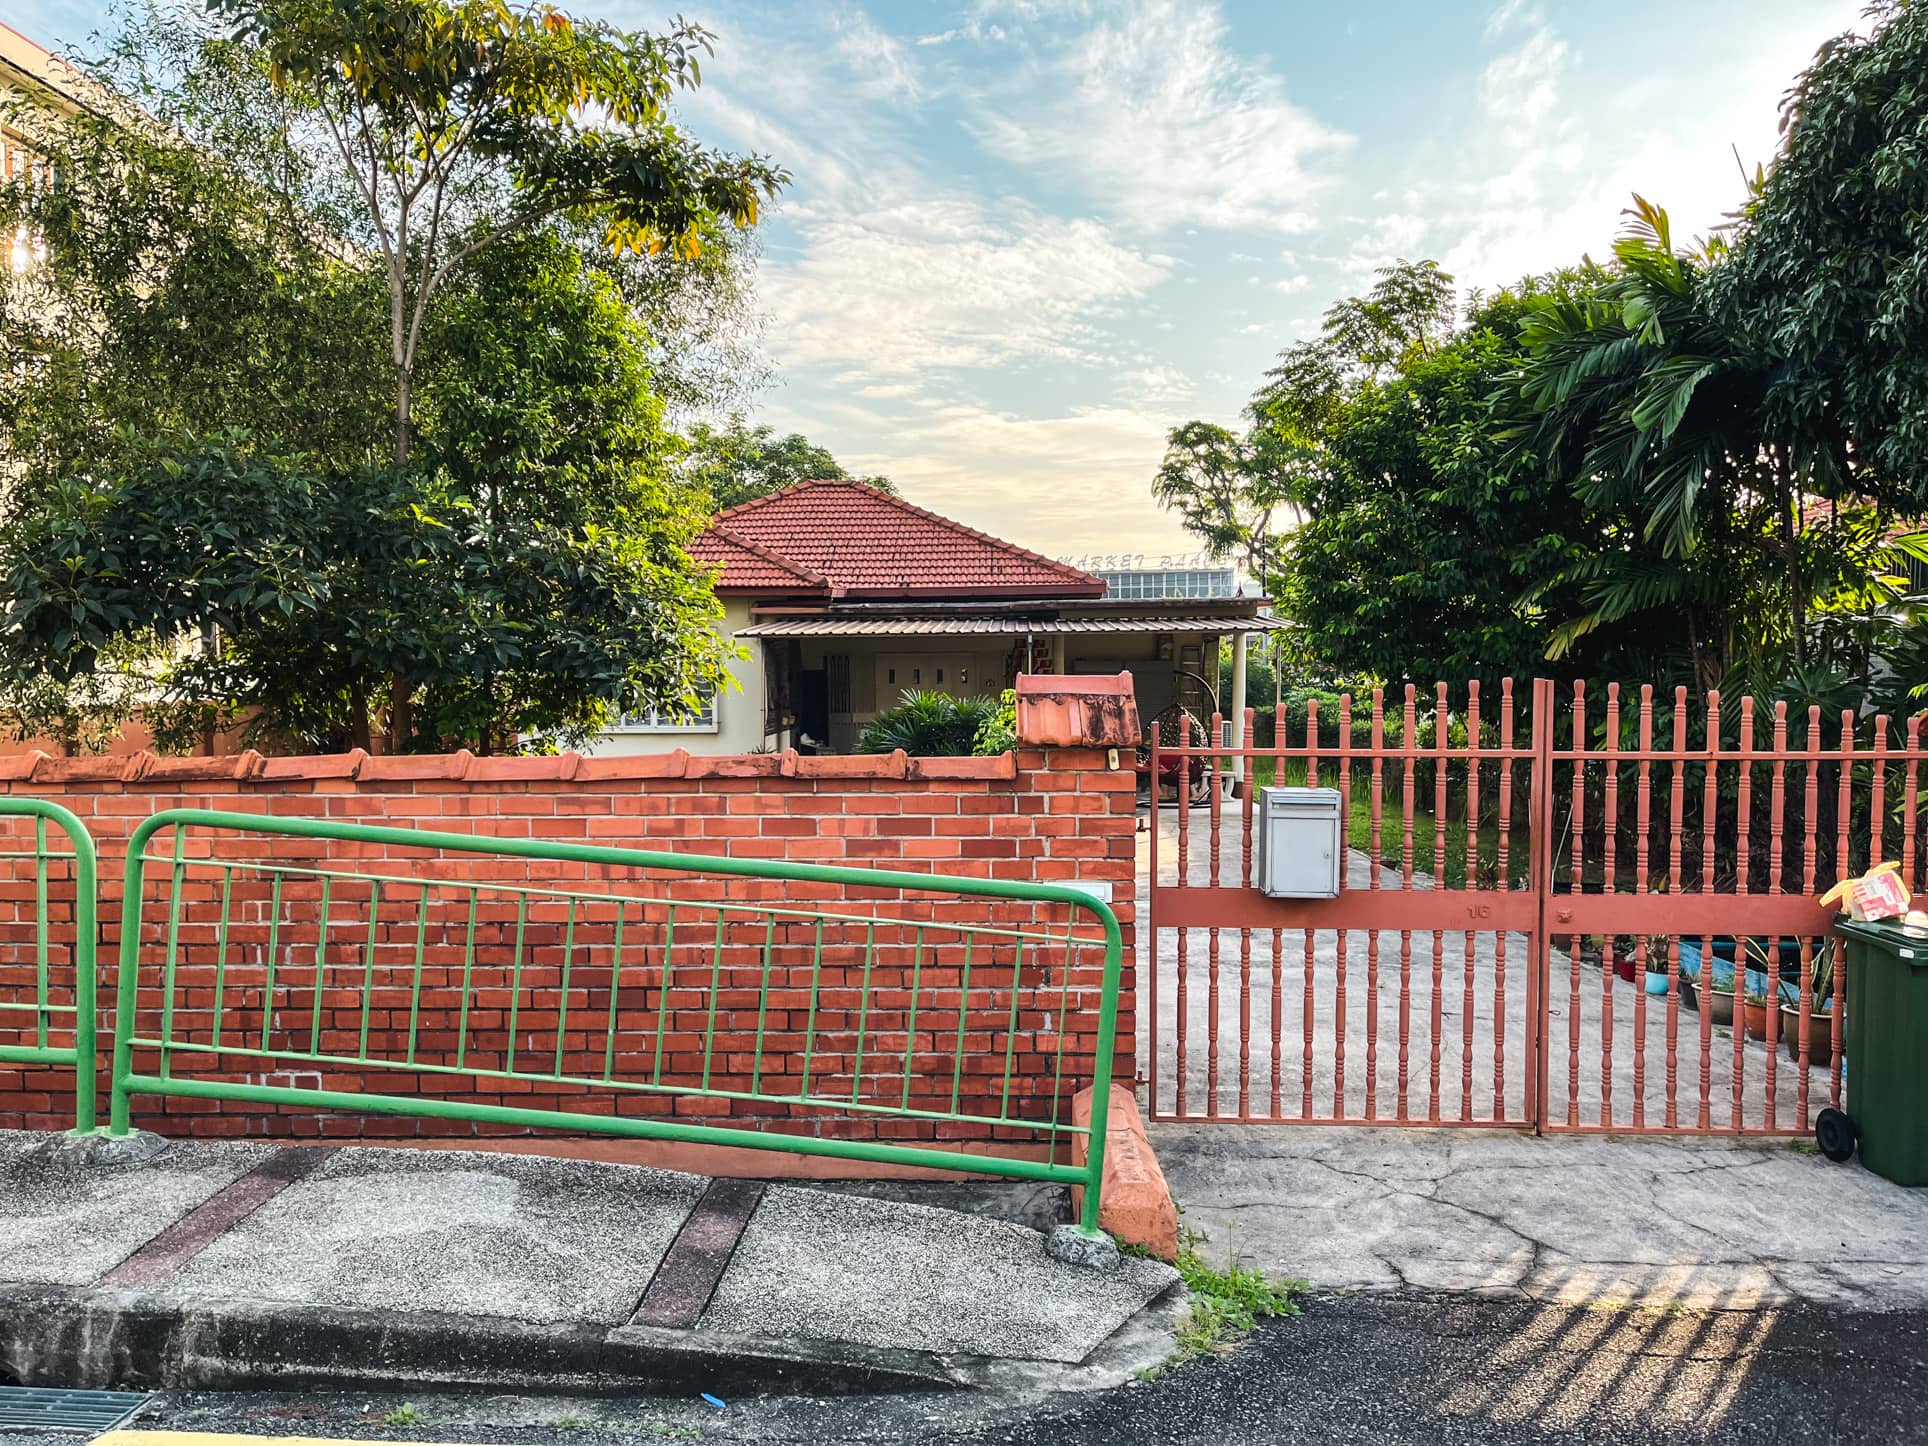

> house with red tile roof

[{"left": 590, "top": 480, "right": 1284, "bottom": 758}]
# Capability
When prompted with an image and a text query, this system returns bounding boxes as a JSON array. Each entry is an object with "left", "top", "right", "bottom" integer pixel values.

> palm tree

[{"left": 1512, "top": 198, "right": 1861, "bottom": 691}]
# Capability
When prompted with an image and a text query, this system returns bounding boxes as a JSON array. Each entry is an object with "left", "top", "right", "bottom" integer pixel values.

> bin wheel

[{"left": 1816, "top": 1107, "right": 1857, "bottom": 1163}]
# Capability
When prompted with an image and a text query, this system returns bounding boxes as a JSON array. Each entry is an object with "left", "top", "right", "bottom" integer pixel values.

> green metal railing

[
  {"left": 107, "top": 808, "right": 1124, "bottom": 1231},
  {"left": 0, "top": 799, "right": 98, "bottom": 1132}
]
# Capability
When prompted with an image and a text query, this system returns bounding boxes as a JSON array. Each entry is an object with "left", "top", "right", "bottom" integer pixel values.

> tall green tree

[
  {"left": 212, "top": 0, "right": 786, "bottom": 462},
  {"left": 1154, "top": 261, "right": 1624, "bottom": 684},
  {"left": 0, "top": 432, "right": 728, "bottom": 754},
  {"left": 680, "top": 420, "right": 893, "bottom": 511},
  {"left": 0, "top": 25, "right": 389, "bottom": 481},
  {"left": 1279, "top": 285, "right": 1621, "bottom": 685},
  {"left": 1713, "top": 0, "right": 1928, "bottom": 511},
  {"left": 0, "top": 2, "right": 772, "bottom": 753},
  {"left": 1149, "top": 422, "right": 1306, "bottom": 586},
  {"left": 1513, "top": 199, "right": 1918, "bottom": 692}
]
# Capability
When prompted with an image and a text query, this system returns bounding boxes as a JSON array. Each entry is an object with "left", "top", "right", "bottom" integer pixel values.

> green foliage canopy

[
  {"left": 209, "top": 0, "right": 787, "bottom": 461},
  {"left": 0, "top": 2, "right": 772, "bottom": 753},
  {"left": 680, "top": 419, "right": 892, "bottom": 511},
  {"left": 1714, "top": 0, "right": 1928, "bottom": 512}
]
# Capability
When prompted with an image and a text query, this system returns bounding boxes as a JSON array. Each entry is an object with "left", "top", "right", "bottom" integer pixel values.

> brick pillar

[{"left": 1014, "top": 672, "right": 1141, "bottom": 1087}]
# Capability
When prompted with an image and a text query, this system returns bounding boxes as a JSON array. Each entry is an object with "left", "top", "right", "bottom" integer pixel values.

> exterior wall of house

[
  {"left": 587, "top": 598, "right": 771, "bottom": 758},
  {"left": 0, "top": 676, "right": 1142, "bottom": 1151}
]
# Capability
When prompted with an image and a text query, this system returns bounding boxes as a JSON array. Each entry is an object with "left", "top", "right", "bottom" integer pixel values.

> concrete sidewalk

[
  {"left": 1156, "top": 1124, "right": 1928, "bottom": 1311},
  {"left": 0, "top": 1131, "right": 1179, "bottom": 1396}
]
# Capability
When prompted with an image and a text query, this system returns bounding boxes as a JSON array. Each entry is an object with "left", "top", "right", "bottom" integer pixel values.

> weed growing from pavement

[
  {"left": 381, "top": 1404, "right": 422, "bottom": 1428},
  {"left": 1138, "top": 1228, "right": 1306, "bottom": 1377}
]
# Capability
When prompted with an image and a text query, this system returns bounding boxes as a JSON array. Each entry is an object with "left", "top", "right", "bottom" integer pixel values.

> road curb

[{"left": 0, "top": 1287, "right": 973, "bottom": 1398}]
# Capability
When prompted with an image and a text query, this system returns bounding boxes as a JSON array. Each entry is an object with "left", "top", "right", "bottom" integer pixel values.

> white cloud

[
  {"left": 834, "top": 11, "right": 922, "bottom": 100},
  {"left": 838, "top": 401, "right": 1195, "bottom": 555},
  {"left": 1478, "top": 21, "right": 1566, "bottom": 129},
  {"left": 1344, "top": 212, "right": 1431, "bottom": 277},
  {"left": 1116, "top": 364, "right": 1194, "bottom": 405},
  {"left": 1439, "top": 2, "right": 1865, "bottom": 287},
  {"left": 763, "top": 196, "right": 1174, "bottom": 376},
  {"left": 1484, "top": 0, "right": 1537, "bottom": 39},
  {"left": 1274, "top": 273, "right": 1311, "bottom": 294},
  {"left": 967, "top": 0, "right": 1351, "bottom": 234}
]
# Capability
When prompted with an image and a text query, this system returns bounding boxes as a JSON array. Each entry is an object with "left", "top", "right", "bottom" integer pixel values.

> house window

[{"left": 615, "top": 686, "right": 719, "bottom": 733}]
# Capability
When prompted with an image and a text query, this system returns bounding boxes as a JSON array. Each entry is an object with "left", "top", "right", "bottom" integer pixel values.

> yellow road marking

[{"left": 98, "top": 1433, "right": 486, "bottom": 1446}]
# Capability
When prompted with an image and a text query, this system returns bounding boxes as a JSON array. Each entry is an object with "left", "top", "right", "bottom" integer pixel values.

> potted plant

[
  {"left": 1739, "top": 976, "right": 1772, "bottom": 1041},
  {"left": 1781, "top": 938, "right": 1839, "bottom": 1070},
  {"left": 1613, "top": 941, "right": 1639, "bottom": 984},
  {"left": 1643, "top": 937, "right": 1675, "bottom": 998},
  {"left": 1706, "top": 975, "right": 1736, "bottom": 1028}
]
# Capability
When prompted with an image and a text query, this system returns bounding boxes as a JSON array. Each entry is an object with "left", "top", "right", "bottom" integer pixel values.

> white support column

[
  {"left": 1051, "top": 632, "right": 1067, "bottom": 676},
  {"left": 1230, "top": 629, "right": 1251, "bottom": 784}
]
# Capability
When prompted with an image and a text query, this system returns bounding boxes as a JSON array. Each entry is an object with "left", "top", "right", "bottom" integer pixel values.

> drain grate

[{"left": 0, "top": 1386, "right": 151, "bottom": 1435}]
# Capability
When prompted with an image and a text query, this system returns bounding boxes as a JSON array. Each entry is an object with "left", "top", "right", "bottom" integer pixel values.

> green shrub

[{"left": 859, "top": 690, "right": 1002, "bottom": 756}]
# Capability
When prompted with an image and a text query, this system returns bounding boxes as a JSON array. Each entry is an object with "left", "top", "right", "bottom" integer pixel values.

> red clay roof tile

[
  {"left": 697, "top": 480, "right": 1105, "bottom": 599},
  {"left": 689, "top": 528, "right": 833, "bottom": 596}
]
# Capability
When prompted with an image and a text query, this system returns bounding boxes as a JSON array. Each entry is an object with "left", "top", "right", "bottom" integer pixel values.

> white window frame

[{"left": 612, "top": 685, "right": 720, "bottom": 734}]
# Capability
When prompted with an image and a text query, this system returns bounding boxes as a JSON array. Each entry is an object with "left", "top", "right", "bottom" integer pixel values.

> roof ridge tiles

[
  {"left": 702, "top": 479, "right": 1107, "bottom": 599},
  {"left": 699, "top": 524, "right": 838, "bottom": 591}
]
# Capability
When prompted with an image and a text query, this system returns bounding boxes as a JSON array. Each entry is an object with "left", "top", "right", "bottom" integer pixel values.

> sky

[{"left": 13, "top": 0, "right": 1873, "bottom": 566}]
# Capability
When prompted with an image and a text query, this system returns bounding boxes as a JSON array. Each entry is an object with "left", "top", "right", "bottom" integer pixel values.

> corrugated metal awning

[{"left": 738, "top": 614, "right": 1291, "bottom": 637}]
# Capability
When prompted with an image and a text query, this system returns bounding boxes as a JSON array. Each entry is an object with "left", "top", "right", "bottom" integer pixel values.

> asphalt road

[{"left": 25, "top": 1295, "right": 1926, "bottom": 1445}]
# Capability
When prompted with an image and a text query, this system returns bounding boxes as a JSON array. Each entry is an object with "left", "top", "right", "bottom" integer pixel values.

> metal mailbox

[{"left": 1256, "top": 786, "right": 1342, "bottom": 898}]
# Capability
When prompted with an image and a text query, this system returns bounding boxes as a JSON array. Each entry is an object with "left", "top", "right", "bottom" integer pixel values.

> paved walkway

[
  {"left": 1139, "top": 808, "right": 1838, "bottom": 1130},
  {"left": 0, "top": 1131, "right": 1177, "bottom": 1395},
  {"left": 1155, "top": 1124, "right": 1928, "bottom": 1311}
]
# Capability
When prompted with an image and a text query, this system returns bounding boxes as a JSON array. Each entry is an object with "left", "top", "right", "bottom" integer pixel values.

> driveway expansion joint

[
  {"left": 629, "top": 1176, "right": 766, "bottom": 1330},
  {"left": 94, "top": 1146, "right": 338, "bottom": 1290}
]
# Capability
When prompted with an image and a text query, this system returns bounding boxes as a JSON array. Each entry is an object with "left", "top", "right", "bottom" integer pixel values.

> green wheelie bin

[{"left": 1822, "top": 917, "right": 1928, "bottom": 1185}]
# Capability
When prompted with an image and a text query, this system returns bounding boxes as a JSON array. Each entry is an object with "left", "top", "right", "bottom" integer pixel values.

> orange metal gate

[{"left": 1144, "top": 679, "right": 1925, "bottom": 1136}]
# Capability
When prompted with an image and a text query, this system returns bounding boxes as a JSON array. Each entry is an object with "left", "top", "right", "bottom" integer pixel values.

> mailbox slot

[{"left": 1257, "top": 785, "right": 1342, "bottom": 898}]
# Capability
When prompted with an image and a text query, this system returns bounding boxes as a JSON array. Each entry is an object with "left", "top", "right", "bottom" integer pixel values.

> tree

[
  {"left": 1279, "top": 292, "right": 1616, "bottom": 685},
  {"left": 0, "top": 434, "right": 729, "bottom": 754},
  {"left": 212, "top": 0, "right": 786, "bottom": 463},
  {"left": 1150, "top": 261, "right": 1455, "bottom": 602},
  {"left": 0, "top": 4, "right": 768, "bottom": 752},
  {"left": 680, "top": 420, "right": 893, "bottom": 510},
  {"left": 1315, "top": 258, "right": 1456, "bottom": 377},
  {"left": 0, "top": 25, "right": 390, "bottom": 483},
  {"left": 1512, "top": 199, "right": 1916, "bottom": 692},
  {"left": 1713, "top": 1, "right": 1928, "bottom": 512},
  {"left": 1149, "top": 422, "right": 1305, "bottom": 585}
]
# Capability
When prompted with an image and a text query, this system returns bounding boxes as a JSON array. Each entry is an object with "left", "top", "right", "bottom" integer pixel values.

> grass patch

[
  {"left": 380, "top": 1405, "right": 422, "bottom": 1429},
  {"left": 1144, "top": 1229, "right": 1306, "bottom": 1376}
]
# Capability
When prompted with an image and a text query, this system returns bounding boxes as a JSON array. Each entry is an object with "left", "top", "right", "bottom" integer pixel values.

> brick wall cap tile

[
  {"left": 356, "top": 750, "right": 474, "bottom": 781},
  {"left": 140, "top": 751, "right": 266, "bottom": 783},
  {"left": 257, "top": 749, "right": 368, "bottom": 780},
  {"left": 908, "top": 754, "right": 1016, "bottom": 780},
  {"left": 0, "top": 751, "right": 51, "bottom": 782},
  {"left": 575, "top": 749, "right": 690, "bottom": 780},
  {"left": 28, "top": 754, "right": 142, "bottom": 784},
  {"left": 793, "top": 751, "right": 908, "bottom": 779},
  {"left": 464, "top": 753, "right": 583, "bottom": 782},
  {"left": 1016, "top": 671, "right": 1142, "bottom": 748},
  {"left": 1016, "top": 673, "right": 1135, "bottom": 699},
  {"left": 686, "top": 754, "right": 787, "bottom": 779}
]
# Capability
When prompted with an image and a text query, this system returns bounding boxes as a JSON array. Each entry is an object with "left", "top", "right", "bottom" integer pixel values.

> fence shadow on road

[{"left": 1430, "top": 1274, "right": 1783, "bottom": 1435}]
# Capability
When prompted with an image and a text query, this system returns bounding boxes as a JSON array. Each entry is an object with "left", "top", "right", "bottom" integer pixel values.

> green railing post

[
  {"left": 0, "top": 800, "right": 100, "bottom": 1135},
  {"left": 108, "top": 810, "right": 163, "bottom": 1137}
]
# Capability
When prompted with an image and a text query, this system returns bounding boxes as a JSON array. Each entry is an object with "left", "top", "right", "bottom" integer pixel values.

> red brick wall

[{"left": 0, "top": 706, "right": 1139, "bottom": 1152}]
